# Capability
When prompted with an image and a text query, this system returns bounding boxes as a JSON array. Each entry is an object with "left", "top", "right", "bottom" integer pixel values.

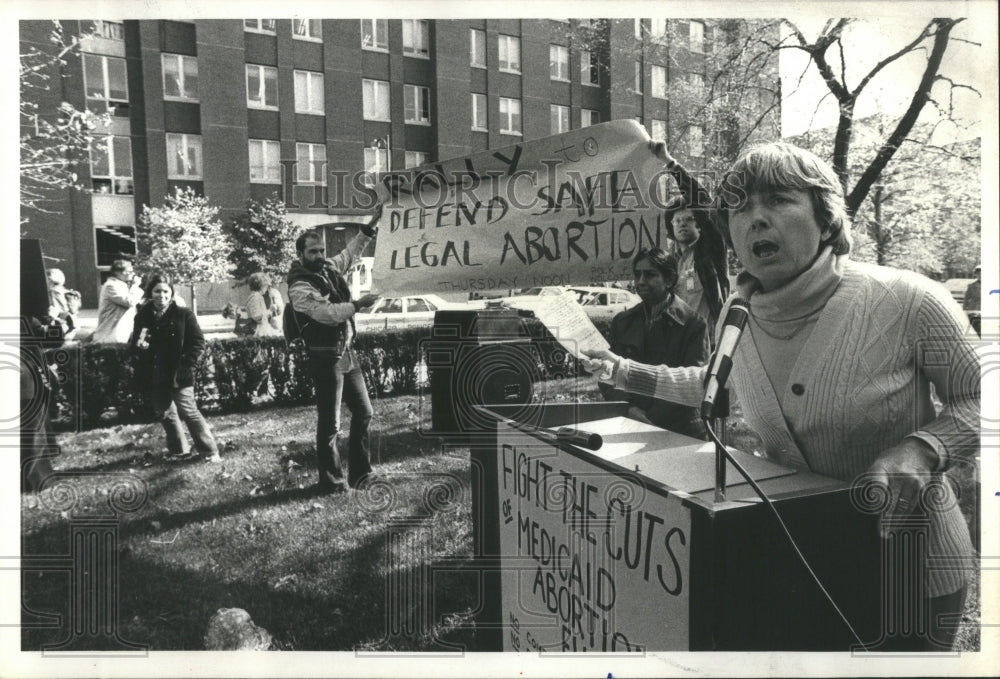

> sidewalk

[{"left": 75, "top": 308, "right": 235, "bottom": 338}]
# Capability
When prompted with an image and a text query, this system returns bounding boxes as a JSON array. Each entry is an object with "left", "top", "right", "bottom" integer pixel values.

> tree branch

[
  {"left": 852, "top": 20, "right": 940, "bottom": 95},
  {"left": 847, "top": 18, "right": 961, "bottom": 213}
]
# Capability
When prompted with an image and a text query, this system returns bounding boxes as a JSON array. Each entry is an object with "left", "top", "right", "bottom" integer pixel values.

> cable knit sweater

[{"left": 609, "top": 254, "right": 979, "bottom": 597}]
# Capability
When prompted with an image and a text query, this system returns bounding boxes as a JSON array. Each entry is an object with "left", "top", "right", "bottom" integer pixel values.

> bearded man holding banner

[
  {"left": 584, "top": 141, "right": 979, "bottom": 651},
  {"left": 287, "top": 205, "right": 382, "bottom": 493}
]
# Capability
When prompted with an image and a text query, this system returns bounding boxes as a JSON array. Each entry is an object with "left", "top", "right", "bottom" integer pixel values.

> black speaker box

[
  {"left": 426, "top": 309, "right": 541, "bottom": 437},
  {"left": 21, "top": 239, "right": 51, "bottom": 319}
]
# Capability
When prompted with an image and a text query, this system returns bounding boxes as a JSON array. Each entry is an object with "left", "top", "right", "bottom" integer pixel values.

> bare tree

[
  {"left": 20, "top": 21, "right": 107, "bottom": 221},
  {"left": 778, "top": 18, "right": 976, "bottom": 215}
]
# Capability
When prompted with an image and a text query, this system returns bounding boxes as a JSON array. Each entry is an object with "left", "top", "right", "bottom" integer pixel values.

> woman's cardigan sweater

[{"left": 608, "top": 258, "right": 979, "bottom": 597}]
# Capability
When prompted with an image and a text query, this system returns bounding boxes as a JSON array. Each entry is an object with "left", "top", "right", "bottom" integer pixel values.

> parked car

[
  {"left": 355, "top": 294, "right": 484, "bottom": 329},
  {"left": 572, "top": 286, "right": 641, "bottom": 321}
]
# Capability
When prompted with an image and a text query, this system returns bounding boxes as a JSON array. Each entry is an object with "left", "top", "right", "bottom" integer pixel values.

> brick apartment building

[{"left": 19, "top": 18, "right": 780, "bottom": 307}]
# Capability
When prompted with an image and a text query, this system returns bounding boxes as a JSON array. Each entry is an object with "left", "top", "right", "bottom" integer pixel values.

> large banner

[{"left": 371, "top": 120, "right": 678, "bottom": 296}]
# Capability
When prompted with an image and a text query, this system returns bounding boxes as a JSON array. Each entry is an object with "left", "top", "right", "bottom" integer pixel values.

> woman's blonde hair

[
  {"left": 715, "top": 142, "right": 852, "bottom": 255},
  {"left": 247, "top": 272, "right": 271, "bottom": 292}
]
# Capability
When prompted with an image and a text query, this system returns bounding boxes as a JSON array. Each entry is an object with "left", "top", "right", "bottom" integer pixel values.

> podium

[{"left": 472, "top": 402, "right": 882, "bottom": 652}]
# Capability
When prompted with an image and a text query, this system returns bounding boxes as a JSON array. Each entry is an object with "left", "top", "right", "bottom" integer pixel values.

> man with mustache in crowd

[{"left": 287, "top": 205, "right": 382, "bottom": 493}]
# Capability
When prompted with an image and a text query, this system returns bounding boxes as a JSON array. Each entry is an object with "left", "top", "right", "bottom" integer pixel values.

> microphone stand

[{"left": 708, "top": 388, "right": 730, "bottom": 503}]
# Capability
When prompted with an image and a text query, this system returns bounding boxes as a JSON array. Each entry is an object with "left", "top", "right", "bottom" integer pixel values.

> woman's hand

[
  {"left": 865, "top": 438, "right": 939, "bottom": 538},
  {"left": 648, "top": 140, "right": 676, "bottom": 167},
  {"left": 580, "top": 348, "right": 621, "bottom": 380}
]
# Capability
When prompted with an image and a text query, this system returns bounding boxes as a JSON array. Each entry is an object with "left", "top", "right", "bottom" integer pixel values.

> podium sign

[
  {"left": 483, "top": 405, "right": 882, "bottom": 652},
  {"left": 498, "top": 427, "right": 691, "bottom": 651}
]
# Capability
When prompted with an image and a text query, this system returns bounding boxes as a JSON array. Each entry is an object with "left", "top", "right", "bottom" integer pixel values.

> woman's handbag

[{"left": 233, "top": 307, "right": 255, "bottom": 336}]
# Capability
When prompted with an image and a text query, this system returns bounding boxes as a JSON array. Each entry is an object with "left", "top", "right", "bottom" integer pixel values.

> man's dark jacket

[
  {"left": 286, "top": 260, "right": 354, "bottom": 355},
  {"left": 129, "top": 301, "right": 204, "bottom": 389},
  {"left": 599, "top": 295, "right": 709, "bottom": 436}
]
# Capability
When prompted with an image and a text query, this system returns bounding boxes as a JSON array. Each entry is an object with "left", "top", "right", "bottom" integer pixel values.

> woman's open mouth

[{"left": 751, "top": 239, "right": 780, "bottom": 259}]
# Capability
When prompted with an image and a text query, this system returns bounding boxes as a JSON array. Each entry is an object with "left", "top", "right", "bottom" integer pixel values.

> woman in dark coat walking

[{"left": 130, "top": 273, "right": 220, "bottom": 461}]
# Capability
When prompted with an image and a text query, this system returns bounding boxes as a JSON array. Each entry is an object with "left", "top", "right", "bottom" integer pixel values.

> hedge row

[{"left": 46, "top": 318, "right": 610, "bottom": 432}]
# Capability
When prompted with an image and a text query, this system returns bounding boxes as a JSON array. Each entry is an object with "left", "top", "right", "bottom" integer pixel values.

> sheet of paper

[{"left": 503, "top": 291, "right": 610, "bottom": 359}]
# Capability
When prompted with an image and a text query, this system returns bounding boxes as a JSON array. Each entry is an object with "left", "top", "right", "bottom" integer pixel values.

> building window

[
  {"left": 361, "top": 19, "right": 388, "bottom": 51},
  {"left": 166, "top": 133, "right": 202, "bottom": 179},
  {"left": 498, "top": 35, "right": 520, "bottom": 73},
  {"left": 499, "top": 97, "right": 521, "bottom": 135},
  {"left": 244, "top": 19, "right": 276, "bottom": 33},
  {"left": 634, "top": 19, "right": 643, "bottom": 39},
  {"left": 249, "top": 139, "right": 281, "bottom": 184},
  {"left": 550, "top": 104, "right": 569, "bottom": 135},
  {"left": 651, "top": 18, "right": 668, "bottom": 38},
  {"left": 651, "top": 64, "right": 667, "bottom": 99},
  {"left": 404, "top": 84, "right": 430, "bottom": 125},
  {"left": 90, "top": 135, "right": 133, "bottom": 195},
  {"left": 362, "top": 79, "right": 390, "bottom": 121},
  {"left": 580, "top": 50, "right": 599, "bottom": 86},
  {"left": 293, "top": 19, "right": 322, "bottom": 41},
  {"left": 689, "top": 20, "right": 705, "bottom": 52},
  {"left": 161, "top": 53, "right": 198, "bottom": 101},
  {"left": 470, "top": 29, "right": 486, "bottom": 67},
  {"left": 92, "top": 20, "right": 124, "bottom": 41},
  {"left": 471, "top": 93, "right": 487, "bottom": 131},
  {"left": 651, "top": 118, "right": 667, "bottom": 141},
  {"left": 95, "top": 224, "right": 136, "bottom": 268},
  {"left": 405, "top": 151, "right": 429, "bottom": 169},
  {"left": 294, "top": 70, "right": 324, "bottom": 114},
  {"left": 634, "top": 61, "right": 642, "bottom": 93},
  {"left": 296, "top": 142, "right": 326, "bottom": 185},
  {"left": 402, "top": 19, "right": 430, "bottom": 57},
  {"left": 550, "top": 45, "right": 569, "bottom": 81},
  {"left": 246, "top": 64, "right": 278, "bottom": 109},
  {"left": 83, "top": 54, "right": 128, "bottom": 115},
  {"left": 363, "top": 147, "right": 389, "bottom": 186},
  {"left": 688, "top": 72, "right": 705, "bottom": 98},
  {"left": 688, "top": 124, "right": 704, "bottom": 157},
  {"left": 581, "top": 109, "right": 600, "bottom": 128}
]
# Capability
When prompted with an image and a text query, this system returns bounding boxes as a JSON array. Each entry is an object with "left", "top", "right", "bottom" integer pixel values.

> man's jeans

[
  {"left": 311, "top": 352, "right": 374, "bottom": 486},
  {"left": 151, "top": 385, "right": 218, "bottom": 456}
]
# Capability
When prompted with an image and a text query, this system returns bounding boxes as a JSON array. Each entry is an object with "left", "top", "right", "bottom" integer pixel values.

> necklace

[{"left": 749, "top": 307, "right": 823, "bottom": 341}]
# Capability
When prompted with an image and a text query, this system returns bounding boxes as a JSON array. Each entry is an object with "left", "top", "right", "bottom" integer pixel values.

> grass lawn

[{"left": 21, "top": 378, "right": 980, "bottom": 651}]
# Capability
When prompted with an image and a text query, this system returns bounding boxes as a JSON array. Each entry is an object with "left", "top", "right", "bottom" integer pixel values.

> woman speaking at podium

[{"left": 584, "top": 141, "right": 979, "bottom": 651}]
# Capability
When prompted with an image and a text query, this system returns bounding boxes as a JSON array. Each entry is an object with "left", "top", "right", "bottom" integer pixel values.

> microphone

[{"left": 701, "top": 298, "right": 750, "bottom": 419}]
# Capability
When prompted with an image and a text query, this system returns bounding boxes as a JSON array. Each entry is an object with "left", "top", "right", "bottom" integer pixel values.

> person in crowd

[
  {"left": 245, "top": 272, "right": 284, "bottom": 337},
  {"left": 92, "top": 259, "right": 144, "bottom": 343},
  {"left": 599, "top": 248, "right": 709, "bottom": 438},
  {"left": 660, "top": 148, "right": 730, "bottom": 331},
  {"left": 287, "top": 206, "right": 382, "bottom": 493},
  {"left": 584, "top": 141, "right": 979, "bottom": 651},
  {"left": 47, "top": 268, "right": 81, "bottom": 338},
  {"left": 963, "top": 265, "right": 981, "bottom": 336},
  {"left": 129, "top": 273, "right": 220, "bottom": 462}
]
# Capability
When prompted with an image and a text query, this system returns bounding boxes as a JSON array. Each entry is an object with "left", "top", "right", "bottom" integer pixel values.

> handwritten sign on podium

[{"left": 483, "top": 405, "right": 882, "bottom": 652}]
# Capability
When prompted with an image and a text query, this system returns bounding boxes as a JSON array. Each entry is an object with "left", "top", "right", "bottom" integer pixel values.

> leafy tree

[
  {"left": 20, "top": 21, "right": 108, "bottom": 221},
  {"left": 226, "top": 193, "right": 299, "bottom": 280},
  {"left": 797, "top": 116, "right": 980, "bottom": 277},
  {"left": 135, "top": 187, "right": 234, "bottom": 312}
]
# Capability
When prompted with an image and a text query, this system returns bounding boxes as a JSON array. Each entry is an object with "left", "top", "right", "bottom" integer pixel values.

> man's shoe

[
  {"left": 349, "top": 472, "right": 381, "bottom": 489},
  {"left": 205, "top": 453, "right": 222, "bottom": 463},
  {"left": 317, "top": 480, "right": 349, "bottom": 494}
]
